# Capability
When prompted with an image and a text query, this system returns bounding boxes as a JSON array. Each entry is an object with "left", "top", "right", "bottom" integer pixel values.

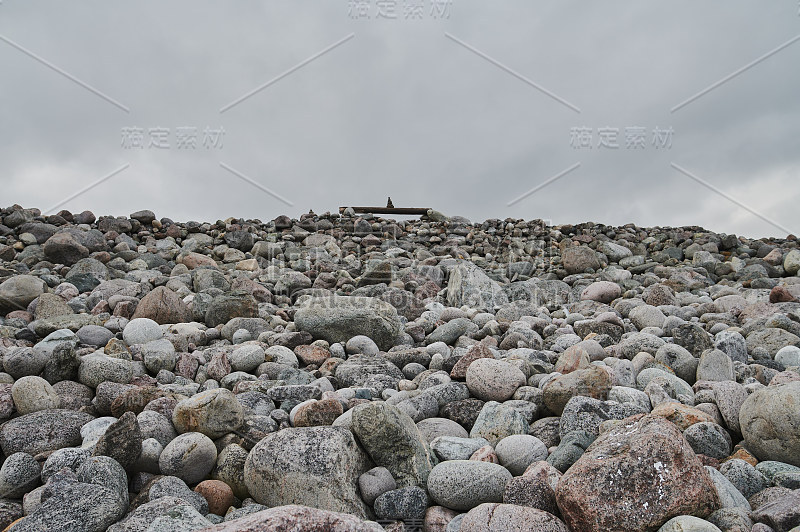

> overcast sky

[{"left": 1, "top": 1, "right": 798, "bottom": 238}]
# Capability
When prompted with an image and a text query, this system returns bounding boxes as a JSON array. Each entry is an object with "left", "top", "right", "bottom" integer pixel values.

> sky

[{"left": 1, "top": 1, "right": 798, "bottom": 238}]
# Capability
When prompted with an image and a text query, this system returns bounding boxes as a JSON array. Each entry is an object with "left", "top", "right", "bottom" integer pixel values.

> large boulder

[
  {"left": 244, "top": 427, "right": 371, "bottom": 518},
  {"left": 294, "top": 296, "right": 403, "bottom": 351},
  {"left": 555, "top": 414, "right": 721, "bottom": 532},
  {"left": 739, "top": 382, "right": 800, "bottom": 467}
]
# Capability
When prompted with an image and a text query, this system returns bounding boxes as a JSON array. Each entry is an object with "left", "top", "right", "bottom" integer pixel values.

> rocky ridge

[{"left": 0, "top": 204, "right": 798, "bottom": 531}]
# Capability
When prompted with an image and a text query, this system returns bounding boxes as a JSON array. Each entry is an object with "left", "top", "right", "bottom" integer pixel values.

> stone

[
  {"left": 581, "top": 281, "right": 622, "bottom": 304},
  {"left": 194, "top": 479, "right": 235, "bottom": 516},
  {"left": 197, "top": 505, "right": 384, "bottom": 531},
  {"left": 446, "top": 261, "right": 509, "bottom": 312},
  {"left": 42, "top": 231, "right": 89, "bottom": 265},
  {"left": 563, "top": 246, "right": 601, "bottom": 274},
  {"left": 159, "top": 432, "right": 217, "bottom": 485},
  {"left": 546, "top": 430, "right": 595, "bottom": 473},
  {"left": 78, "top": 353, "right": 133, "bottom": 388},
  {"left": 172, "top": 388, "right": 244, "bottom": 439},
  {"left": 211, "top": 443, "right": 249, "bottom": 500},
  {"left": 130, "top": 286, "right": 191, "bottom": 324},
  {"left": 359, "top": 466, "right": 397, "bottom": 506},
  {"left": 10, "top": 376, "right": 60, "bottom": 414},
  {"left": 739, "top": 382, "right": 800, "bottom": 466},
  {"left": 10, "top": 480, "right": 126, "bottom": 532},
  {"left": 0, "top": 452, "right": 41, "bottom": 498},
  {"left": 630, "top": 305, "right": 668, "bottom": 330},
  {"left": 657, "top": 516, "right": 722, "bottom": 532},
  {"left": 350, "top": 402, "right": 436, "bottom": 488},
  {"left": 426, "top": 460, "right": 512, "bottom": 511},
  {"left": 783, "top": 249, "right": 800, "bottom": 275},
  {"left": 76, "top": 324, "right": 114, "bottom": 347},
  {"left": 684, "top": 422, "right": 732, "bottom": 460},
  {"left": 205, "top": 291, "right": 258, "bottom": 327},
  {"left": 459, "top": 503, "right": 568, "bottom": 531},
  {"left": 714, "top": 331, "right": 748, "bottom": 364},
  {"left": 559, "top": 395, "right": 647, "bottom": 437},
  {"left": 555, "top": 415, "right": 721, "bottom": 532},
  {"left": 697, "top": 349, "right": 735, "bottom": 382},
  {"left": 229, "top": 345, "right": 265, "bottom": 373},
  {"left": 0, "top": 275, "right": 46, "bottom": 314},
  {"left": 673, "top": 323, "right": 714, "bottom": 357},
  {"left": 123, "top": 317, "right": 164, "bottom": 345},
  {"left": 294, "top": 295, "right": 403, "bottom": 351},
  {"left": 704, "top": 466, "right": 750, "bottom": 509},
  {"left": 292, "top": 398, "right": 343, "bottom": 427},
  {"left": 142, "top": 338, "right": 177, "bottom": 374},
  {"left": 503, "top": 461, "right": 561, "bottom": 514},
  {"left": 33, "top": 292, "right": 73, "bottom": 319},
  {"left": 373, "top": 485, "right": 428, "bottom": 521},
  {"left": 465, "top": 358, "right": 526, "bottom": 402},
  {"left": 719, "top": 459, "right": 766, "bottom": 499},
  {"left": 469, "top": 401, "right": 529, "bottom": 446},
  {"left": 494, "top": 435, "right": 548, "bottom": 476},
  {"left": 0, "top": 409, "right": 94, "bottom": 456},
  {"left": 244, "top": 426, "right": 370, "bottom": 518},
  {"left": 92, "top": 411, "right": 142, "bottom": 469},
  {"left": 542, "top": 365, "right": 612, "bottom": 415},
  {"left": 750, "top": 488, "right": 800, "bottom": 531}
]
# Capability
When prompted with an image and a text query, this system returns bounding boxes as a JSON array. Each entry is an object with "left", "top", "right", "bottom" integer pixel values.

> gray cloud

[{"left": 1, "top": 0, "right": 798, "bottom": 236}]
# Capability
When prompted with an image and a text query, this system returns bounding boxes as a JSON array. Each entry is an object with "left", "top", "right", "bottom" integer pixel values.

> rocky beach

[{"left": 0, "top": 204, "right": 798, "bottom": 531}]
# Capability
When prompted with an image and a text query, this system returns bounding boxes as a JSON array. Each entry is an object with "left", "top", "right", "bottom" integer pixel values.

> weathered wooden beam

[{"left": 339, "top": 206, "right": 431, "bottom": 215}]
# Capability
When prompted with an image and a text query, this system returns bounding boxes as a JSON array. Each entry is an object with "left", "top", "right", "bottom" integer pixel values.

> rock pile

[{"left": 0, "top": 203, "right": 798, "bottom": 531}]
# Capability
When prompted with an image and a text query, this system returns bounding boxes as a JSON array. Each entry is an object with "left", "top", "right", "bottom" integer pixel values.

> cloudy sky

[{"left": 1, "top": 1, "right": 798, "bottom": 238}]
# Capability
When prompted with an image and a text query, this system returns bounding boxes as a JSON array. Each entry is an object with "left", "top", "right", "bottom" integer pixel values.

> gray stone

[
  {"left": 374, "top": 485, "right": 428, "bottom": 521},
  {"left": 696, "top": 349, "right": 735, "bottom": 382},
  {"left": 446, "top": 261, "right": 509, "bottom": 312},
  {"left": 0, "top": 452, "right": 41, "bottom": 498},
  {"left": 0, "top": 275, "right": 46, "bottom": 313},
  {"left": 145, "top": 503, "right": 213, "bottom": 531},
  {"left": 705, "top": 466, "right": 750, "bottom": 510},
  {"left": 40, "top": 447, "right": 91, "bottom": 483},
  {"left": 244, "top": 426, "right": 370, "bottom": 518},
  {"left": 714, "top": 330, "right": 748, "bottom": 364},
  {"left": 558, "top": 395, "right": 647, "bottom": 437},
  {"left": 427, "top": 460, "right": 512, "bottom": 511},
  {"left": 123, "top": 317, "right": 164, "bottom": 345},
  {"left": 294, "top": 295, "right": 403, "bottom": 351},
  {"left": 465, "top": 358, "right": 526, "bottom": 402},
  {"left": 78, "top": 353, "right": 133, "bottom": 388},
  {"left": 10, "top": 376, "right": 60, "bottom": 414},
  {"left": 159, "top": 432, "right": 217, "bottom": 485},
  {"left": 358, "top": 467, "right": 396, "bottom": 506},
  {"left": 469, "top": 401, "right": 529, "bottom": 446},
  {"left": 350, "top": 402, "right": 436, "bottom": 488},
  {"left": 172, "top": 388, "right": 244, "bottom": 439},
  {"left": 684, "top": 422, "right": 732, "bottom": 460},
  {"left": 0, "top": 409, "right": 94, "bottom": 456},
  {"left": 148, "top": 476, "right": 208, "bottom": 514},
  {"left": 719, "top": 458, "right": 767, "bottom": 499},
  {"left": 229, "top": 345, "right": 265, "bottom": 373},
  {"left": 739, "top": 382, "right": 800, "bottom": 466},
  {"left": 76, "top": 324, "right": 114, "bottom": 347},
  {"left": 494, "top": 434, "right": 548, "bottom": 476},
  {"left": 10, "top": 480, "right": 126, "bottom": 532},
  {"left": 546, "top": 430, "right": 595, "bottom": 473},
  {"left": 657, "top": 516, "right": 722, "bottom": 532}
]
